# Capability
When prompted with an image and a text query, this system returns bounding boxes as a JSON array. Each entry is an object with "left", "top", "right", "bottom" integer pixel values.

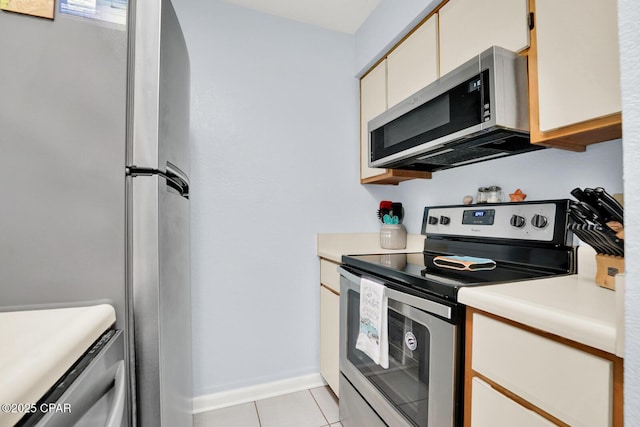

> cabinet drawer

[
  {"left": 471, "top": 377, "right": 555, "bottom": 427},
  {"left": 472, "top": 314, "right": 612, "bottom": 427},
  {"left": 320, "top": 259, "right": 340, "bottom": 293}
]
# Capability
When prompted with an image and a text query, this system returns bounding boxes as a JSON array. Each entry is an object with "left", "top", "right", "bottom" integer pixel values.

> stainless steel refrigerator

[{"left": 0, "top": 0, "right": 192, "bottom": 425}]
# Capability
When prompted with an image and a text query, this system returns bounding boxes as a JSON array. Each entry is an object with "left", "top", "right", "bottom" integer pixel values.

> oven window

[{"left": 347, "top": 289, "right": 430, "bottom": 426}]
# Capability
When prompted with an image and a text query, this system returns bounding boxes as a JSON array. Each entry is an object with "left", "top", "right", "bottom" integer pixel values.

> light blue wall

[
  {"left": 393, "top": 141, "right": 623, "bottom": 235},
  {"left": 173, "top": 0, "right": 627, "bottom": 400},
  {"left": 172, "top": 0, "right": 391, "bottom": 397}
]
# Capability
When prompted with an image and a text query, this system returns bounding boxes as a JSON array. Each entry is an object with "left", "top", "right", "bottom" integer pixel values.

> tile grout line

[
  {"left": 308, "top": 388, "right": 331, "bottom": 427},
  {"left": 252, "top": 400, "right": 262, "bottom": 427}
]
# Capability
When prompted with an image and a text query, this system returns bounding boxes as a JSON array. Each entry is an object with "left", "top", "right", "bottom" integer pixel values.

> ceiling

[{"left": 219, "top": 0, "right": 383, "bottom": 34}]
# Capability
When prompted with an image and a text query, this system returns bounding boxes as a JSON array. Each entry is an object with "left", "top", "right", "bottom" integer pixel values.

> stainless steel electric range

[{"left": 338, "top": 200, "right": 577, "bottom": 427}]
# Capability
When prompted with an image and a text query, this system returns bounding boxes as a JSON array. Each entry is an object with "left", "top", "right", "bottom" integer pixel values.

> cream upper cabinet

[
  {"left": 534, "top": 0, "right": 621, "bottom": 132},
  {"left": 439, "top": 0, "right": 530, "bottom": 75},
  {"left": 360, "top": 60, "right": 387, "bottom": 181},
  {"left": 386, "top": 17, "right": 439, "bottom": 108}
]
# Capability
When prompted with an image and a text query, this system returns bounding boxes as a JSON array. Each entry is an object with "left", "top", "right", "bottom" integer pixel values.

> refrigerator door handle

[
  {"left": 165, "top": 161, "right": 190, "bottom": 198},
  {"left": 127, "top": 164, "right": 189, "bottom": 199}
]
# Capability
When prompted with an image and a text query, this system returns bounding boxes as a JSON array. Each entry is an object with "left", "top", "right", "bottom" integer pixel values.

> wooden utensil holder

[{"left": 595, "top": 254, "right": 624, "bottom": 290}]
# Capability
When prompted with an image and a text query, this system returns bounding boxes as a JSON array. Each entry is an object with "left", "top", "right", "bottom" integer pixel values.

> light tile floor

[{"left": 194, "top": 386, "right": 342, "bottom": 427}]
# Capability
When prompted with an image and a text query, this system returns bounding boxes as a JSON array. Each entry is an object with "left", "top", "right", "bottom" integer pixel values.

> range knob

[
  {"left": 440, "top": 216, "right": 451, "bottom": 225},
  {"left": 531, "top": 214, "right": 549, "bottom": 229},
  {"left": 428, "top": 216, "right": 439, "bottom": 225},
  {"left": 510, "top": 214, "right": 526, "bottom": 228}
]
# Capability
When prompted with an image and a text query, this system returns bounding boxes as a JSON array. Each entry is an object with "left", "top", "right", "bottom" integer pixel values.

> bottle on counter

[
  {"left": 487, "top": 186, "right": 503, "bottom": 203},
  {"left": 476, "top": 187, "right": 489, "bottom": 204}
]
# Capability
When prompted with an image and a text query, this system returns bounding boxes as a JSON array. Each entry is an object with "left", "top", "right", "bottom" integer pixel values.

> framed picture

[{"left": 1, "top": 0, "right": 55, "bottom": 19}]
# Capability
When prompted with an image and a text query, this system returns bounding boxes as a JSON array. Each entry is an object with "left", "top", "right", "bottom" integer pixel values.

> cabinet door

[
  {"left": 386, "top": 16, "right": 439, "bottom": 108},
  {"left": 439, "top": 0, "right": 529, "bottom": 75},
  {"left": 471, "top": 377, "right": 556, "bottom": 427},
  {"left": 320, "top": 286, "right": 340, "bottom": 396},
  {"left": 535, "top": 0, "right": 621, "bottom": 132},
  {"left": 360, "top": 60, "right": 387, "bottom": 180},
  {"left": 472, "top": 313, "right": 612, "bottom": 427}
]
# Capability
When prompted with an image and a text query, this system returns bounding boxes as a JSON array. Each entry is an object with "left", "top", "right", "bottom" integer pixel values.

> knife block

[{"left": 595, "top": 254, "right": 624, "bottom": 290}]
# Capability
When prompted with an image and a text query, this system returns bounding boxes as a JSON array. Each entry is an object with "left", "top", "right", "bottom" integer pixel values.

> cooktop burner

[
  {"left": 342, "top": 200, "right": 578, "bottom": 301},
  {"left": 342, "top": 252, "right": 570, "bottom": 300}
]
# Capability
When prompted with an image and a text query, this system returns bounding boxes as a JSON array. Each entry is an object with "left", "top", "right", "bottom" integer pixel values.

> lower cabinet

[
  {"left": 320, "top": 285, "right": 339, "bottom": 396},
  {"left": 319, "top": 258, "right": 341, "bottom": 397},
  {"left": 471, "top": 377, "right": 555, "bottom": 427},
  {"left": 465, "top": 309, "right": 623, "bottom": 427}
]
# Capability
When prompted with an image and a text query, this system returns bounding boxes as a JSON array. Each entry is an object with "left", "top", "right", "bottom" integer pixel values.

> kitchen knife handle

[{"left": 594, "top": 187, "right": 624, "bottom": 224}]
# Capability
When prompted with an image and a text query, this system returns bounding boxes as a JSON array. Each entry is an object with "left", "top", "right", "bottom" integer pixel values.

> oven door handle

[
  {"left": 104, "top": 360, "right": 126, "bottom": 427},
  {"left": 338, "top": 266, "right": 452, "bottom": 320},
  {"left": 337, "top": 266, "right": 364, "bottom": 287}
]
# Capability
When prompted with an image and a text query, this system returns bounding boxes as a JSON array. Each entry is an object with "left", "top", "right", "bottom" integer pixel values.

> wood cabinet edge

[
  {"left": 361, "top": 170, "right": 432, "bottom": 185},
  {"left": 320, "top": 283, "right": 340, "bottom": 296}
]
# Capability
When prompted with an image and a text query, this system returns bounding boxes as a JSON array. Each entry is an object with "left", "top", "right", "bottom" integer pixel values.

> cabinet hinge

[{"left": 529, "top": 12, "right": 535, "bottom": 30}]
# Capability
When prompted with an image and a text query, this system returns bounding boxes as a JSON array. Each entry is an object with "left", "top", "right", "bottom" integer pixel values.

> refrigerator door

[
  {"left": 130, "top": 0, "right": 190, "bottom": 175},
  {"left": 129, "top": 173, "right": 192, "bottom": 427},
  {"left": 128, "top": 0, "right": 192, "bottom": 425},
  {"left": 0, "top": 5, "right": 127, "bottom": 327}
]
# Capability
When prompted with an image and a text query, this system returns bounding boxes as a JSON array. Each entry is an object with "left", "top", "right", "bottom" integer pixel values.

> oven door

[{"left": 338, "top": 267, "right": 460, "bottom": 427}]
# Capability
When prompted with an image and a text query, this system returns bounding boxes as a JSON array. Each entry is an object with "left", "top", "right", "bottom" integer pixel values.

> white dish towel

[{"left": 355, "top": 277, "right": 389, "bottom": 369}]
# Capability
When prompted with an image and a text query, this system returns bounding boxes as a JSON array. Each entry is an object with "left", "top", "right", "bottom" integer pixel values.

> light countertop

[
  {"left": 0, "top": 304, "right": 116, "bottom": 426},
  {"left": 317, "top": 233, "right": 425, "bottom": 263},
  {"left": 459, "top": 245, "right": 624, "bottom": 357}
]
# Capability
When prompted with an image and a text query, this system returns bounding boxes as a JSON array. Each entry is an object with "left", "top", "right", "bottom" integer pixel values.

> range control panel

[{"left": 423, "top": 202, "right": 561, "bottom": 242}]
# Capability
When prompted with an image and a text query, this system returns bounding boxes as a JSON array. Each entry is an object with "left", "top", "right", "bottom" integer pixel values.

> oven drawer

[
  {"left": 471, "top": 313, "right": 612, "bottom": 427},
  {"left": 339, "top": 375, "right": 386, "bottom": 427}
]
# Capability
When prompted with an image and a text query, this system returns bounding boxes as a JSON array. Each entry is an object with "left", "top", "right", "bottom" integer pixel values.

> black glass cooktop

[{"left": 342, "top": 252, "right": 570, "bottom": 300}]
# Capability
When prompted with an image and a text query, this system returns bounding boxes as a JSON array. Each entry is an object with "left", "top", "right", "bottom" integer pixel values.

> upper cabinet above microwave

[{"left": 439, "top": 0, "right": 530, "bottom": 76}]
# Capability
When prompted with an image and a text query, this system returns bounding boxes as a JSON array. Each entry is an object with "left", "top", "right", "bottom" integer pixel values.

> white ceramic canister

[{"left": 380, "top": 224, "right": 407, "bottom": 249}]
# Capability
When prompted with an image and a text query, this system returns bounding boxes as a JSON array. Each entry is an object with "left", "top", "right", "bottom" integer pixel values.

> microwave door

[{"left": 369, "top": 70, "right": 488, "bottom": 167}]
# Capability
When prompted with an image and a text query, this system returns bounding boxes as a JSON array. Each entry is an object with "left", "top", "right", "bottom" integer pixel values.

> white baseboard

[{"left": 192, "top": 373, "right": 327, "bottom": 414}]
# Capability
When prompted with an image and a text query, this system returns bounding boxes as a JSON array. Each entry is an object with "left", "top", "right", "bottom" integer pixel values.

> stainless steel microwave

[{"left": 369, "top": 46, "right": 539, "bottom": 171}]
